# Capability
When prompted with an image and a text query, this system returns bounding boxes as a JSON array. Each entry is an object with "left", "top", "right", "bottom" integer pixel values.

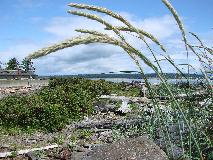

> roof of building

[{"left": 0, "top": 69, "right": 37, "bottom": 76}]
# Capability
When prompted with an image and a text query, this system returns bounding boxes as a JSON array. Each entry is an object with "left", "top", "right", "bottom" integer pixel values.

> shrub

[{"left": 0, "top": 78, "right": 121, "bottom": 132}]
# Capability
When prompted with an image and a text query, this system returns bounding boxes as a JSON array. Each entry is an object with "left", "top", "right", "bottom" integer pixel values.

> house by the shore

[{"left": 0, "top": 69, "right": 38, "bottom": 80}]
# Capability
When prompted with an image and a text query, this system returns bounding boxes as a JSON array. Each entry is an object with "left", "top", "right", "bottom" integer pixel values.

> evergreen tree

[
  {"left": 21, "top": 58, "right": 35, "bottom": 72},
  {"left": 6, "top": 58, "right": 19, "bottom": 70}
]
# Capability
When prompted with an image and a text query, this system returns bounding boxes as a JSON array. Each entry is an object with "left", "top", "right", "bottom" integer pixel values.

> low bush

[{"left": 0, "top": 78, "right": 126, "bottom": 132}]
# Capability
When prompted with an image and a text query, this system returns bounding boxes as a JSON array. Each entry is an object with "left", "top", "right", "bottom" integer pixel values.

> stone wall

[{"left": 0, "top": 79, "right": 49, "bottom": 88}]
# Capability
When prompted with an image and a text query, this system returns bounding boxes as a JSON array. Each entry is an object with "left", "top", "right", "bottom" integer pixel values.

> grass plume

[{"left": 26, "top": 1, "right": 212, "bottom": 159}]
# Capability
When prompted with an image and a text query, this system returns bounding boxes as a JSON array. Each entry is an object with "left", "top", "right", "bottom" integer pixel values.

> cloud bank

[{"left": 1, "top": 11, "right": 209, "bottom": 75}]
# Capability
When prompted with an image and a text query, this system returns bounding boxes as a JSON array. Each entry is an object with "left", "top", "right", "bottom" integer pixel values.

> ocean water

[{"left": 90, "top": 78, "right": 209, "bottom": 84}]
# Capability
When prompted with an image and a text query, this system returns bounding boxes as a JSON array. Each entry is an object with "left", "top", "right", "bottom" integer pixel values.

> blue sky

[{"left": 0, "top": 0, "right": 212, "bottom": 75}]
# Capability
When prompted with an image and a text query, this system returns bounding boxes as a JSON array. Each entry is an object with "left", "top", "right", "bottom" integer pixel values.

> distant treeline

[{"left": 39, "top": 73, "right": 204, "bottom": 79}]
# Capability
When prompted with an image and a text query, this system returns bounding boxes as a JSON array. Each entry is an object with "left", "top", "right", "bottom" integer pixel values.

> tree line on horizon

[{"left": 0, "top": 57, "right": 35, "bottom": 72}]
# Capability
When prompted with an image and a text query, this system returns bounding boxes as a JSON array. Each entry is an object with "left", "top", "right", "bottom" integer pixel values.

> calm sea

[{"left": 90, "top": 78, "right": 211, "bottom": 85}]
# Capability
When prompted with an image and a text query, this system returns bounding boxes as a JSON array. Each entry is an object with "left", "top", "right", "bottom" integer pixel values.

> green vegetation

[
  {"left": 79, "top": 129, "right": 93, "bottom": 139},
  {"left": 1, "top": 0, "right": 212, "bottom": 159},
  {"left": 21, "top": 58, "right": 35, "bottom": 72},
  {"left": 1, "top": 57, "right": 35, "bottom": 72},
  {"left": 26, "top": 1, "right": 212, "bottom": 158},
  {"left": 112, "top": 85, "right": 140, "bottom": 97},
  {"left": 0, "top": 78, "right": 137, "bottom": 132},
  {"left": 5, "top": 57, "right": 19, "bottom": 70},
  {"left": 0, "top": 77, "right": 212, "bottom": 159}
]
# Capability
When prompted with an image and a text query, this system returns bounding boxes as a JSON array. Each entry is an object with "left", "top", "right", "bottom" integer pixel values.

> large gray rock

[
  {"left": 94, "top": 104, "right": 117, "bottom": 113},
  {"left": 80, "top": 136, "right": 169, "bottom": 160}
]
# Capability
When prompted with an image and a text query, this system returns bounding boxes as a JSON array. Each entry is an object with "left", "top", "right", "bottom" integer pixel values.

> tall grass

[{"left": 27, "top": 1, "right": 212, "bottom": 159}]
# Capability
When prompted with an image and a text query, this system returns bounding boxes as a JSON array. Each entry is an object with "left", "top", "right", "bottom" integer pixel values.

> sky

[{"left": 0, "top": 0, "right": 212, "bottom": 75}]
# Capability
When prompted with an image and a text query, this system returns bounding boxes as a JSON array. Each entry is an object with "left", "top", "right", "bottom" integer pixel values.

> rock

[
  {"left": 118, "top": 100, "right": 131, "bottom": 113},
  {"left": 71, "top": 145, "right": 90, "bottom": 160},
  {"left": 106, "top": 137, "right": 113, "bottom": 143},
  {"left": 71, "top": 151, "right": 88, "bottom": 160},
  {"left": 0, "top": 144, "right": 10, "bottom": 149},
  {"left": 99, "top": 130, "right": 112, "bottom": 137},
  {"left": 90, "top": 134, "right": 98, "bottom": 142},
  {"left": 59, "top": 148, "right": 72, "bottom": 160},
  {"left": 25, "top": 152, "right": 40, "bottom": 160},
  {"left": 9, "top": 89, "right": 16, "bottom": 93},
  {"left": 0, "top": 144, "right": 10, "bottom": 153},
  {"left": 82, "top": 136, "right": 169, "bottom": 160},
  {"left": 155, "top": 138, "right": 184, "bottom": 160},
  {"left": 98, "top": 130, "right": 113, "bottom": 142},
  {"left": 76, "top": 117, "right": 143, "bottom": 129},
  {"left": 95, "top": 104, "right": 117, "bottom": 113},
  {"left": 168, "top": 145, "right": 184, "bottom": 160},
  {"left": 25, "top": 138, "right": 37, "bottom": 144}
]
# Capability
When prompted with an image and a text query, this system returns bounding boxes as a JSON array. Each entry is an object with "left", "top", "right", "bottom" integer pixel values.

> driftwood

[
  {"left": 100, "top": 95, "right": 151, "bottom": 103},
  {"left": 0, "top": 144, "right": 58, "bottom": 158},
  {"left": 75, "top": 118, "right": 144, "bottom": 129},
  {"left": 99, "top": 95, "right": 151, "bottom": 113},
  {"left": 100, "top": 91, "right": 210, "bottom": 102},
  {"left": 150, "top": 90, "right": 210, "bottom": 101}
]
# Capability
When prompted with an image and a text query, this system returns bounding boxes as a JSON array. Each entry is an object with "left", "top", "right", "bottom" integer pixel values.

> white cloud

[
  {"left": 44, "top": 13, "right": 179, "bottom": 40},
  {"left": 131, "top": 15, "right": 178, "bottom": 40},
  {"left": 0, "top": 42, "right": 40, "bottom": 62},
  {"left": 33, "top": 44, "right": 140, "bottom": 75},
  {"left": 1, "top": 11, "right": 207, "bottom": 75}
]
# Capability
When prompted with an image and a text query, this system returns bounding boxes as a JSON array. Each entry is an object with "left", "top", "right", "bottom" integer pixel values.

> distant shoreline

[
  {"left": 38, "top": 73, "right": 205, "bottom": 80},
  {"left": 0, "top": 73, "right": 209, "bottom": 88}
]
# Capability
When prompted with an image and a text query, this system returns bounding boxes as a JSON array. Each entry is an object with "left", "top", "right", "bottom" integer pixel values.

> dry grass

[{"left": 27, "top": 1, "right": 212, "bottom": 159}]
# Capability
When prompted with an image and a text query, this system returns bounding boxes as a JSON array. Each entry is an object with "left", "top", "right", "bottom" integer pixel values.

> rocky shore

[
  {"left": 0, "top": 90, "right": 186, "bottom": 160},
  {"left": 0, "top": 85, "right": 43, "bottom": 100},
  {"left": 0, "top": 110, "right": 170, "bottom": 160},
  {"left": 0, "top": 80, "right": 211, "bottom": 160}
]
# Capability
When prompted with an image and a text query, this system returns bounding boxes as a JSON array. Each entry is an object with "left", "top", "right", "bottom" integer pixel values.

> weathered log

[
  {"left": 99, "top": 95, "right": 151, "bottom": 103},
  {"left": 0, "top": 144, "right": 58, "bottom": 158},
  {"left": 150, "top": 90, "right": 209, "bottom": 101},
  {"left": 75, "top": 118, "right": 144, "bottom": 129}
]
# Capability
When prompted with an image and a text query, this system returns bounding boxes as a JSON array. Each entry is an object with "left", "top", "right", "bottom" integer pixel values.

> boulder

[
  {"left": 94, "top": 104, "right": 117, "bottom": 113},
  {"left": 81, "top": 136, "right": 168, "bottom": 160}
]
